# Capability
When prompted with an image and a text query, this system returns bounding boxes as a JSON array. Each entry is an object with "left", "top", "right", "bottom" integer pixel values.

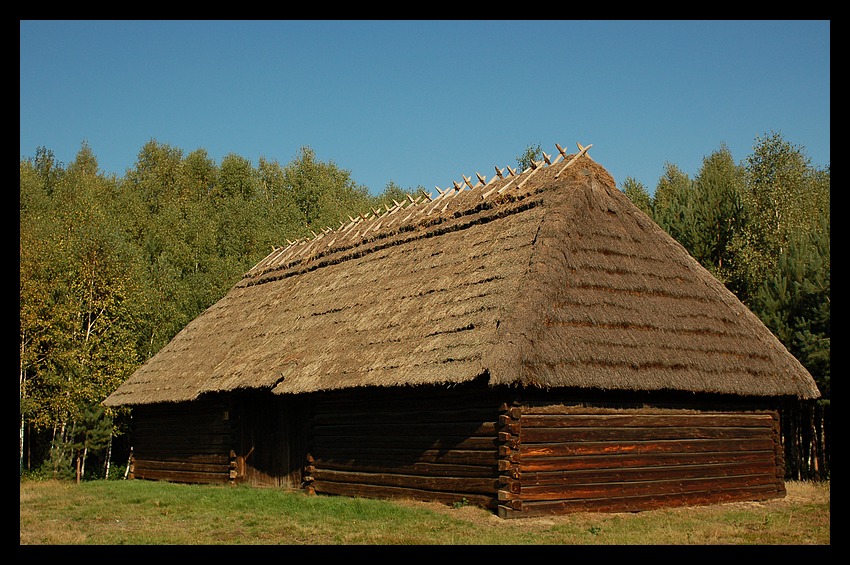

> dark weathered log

[
  {"left": 311, "top": 446, "right": 497, "bottom": 466},
  {"left": 133, "top": 435, "right": 232, "bottom": 452},
  {"left": 312, "top": 435, "right": 497, "bottom": 451},
  {"left": 131, "top": 452, "right": 231, "bottom": 465},
  {"left": 313, "top": 407, "right": 498, "bottom": 426},
  {"left": 520, "top": 438, "right": 776, "bottom": 458},
  {"left": 314, "top": 457, "right": 496, "bottom": 478},
  {"left": 132, "top": 458, "right": 232, "bottom": 473},
  {"left": 133, "top": 468, "right": 230, "bottom": 484},
  {"left": 311, "top": 480, "right": 498, "bottom": 509},
  {"left": 311, "top": 467, "right": 499, "bottom": 494},
  {"left": 313, "top": 421, "right": 497, "bottom": 438}
]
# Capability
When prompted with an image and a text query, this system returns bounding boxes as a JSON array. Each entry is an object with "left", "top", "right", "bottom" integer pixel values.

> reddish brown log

[
  {"left": 520, "top": 459, "right": 777, "bottom": 486},
  {"left": 520, "top": 438, "right": 775, "bottom": 458},
  {"left": 520, "top": 425, "right": 772, "bottom": 443},
  {"left": 502, "top": 484, "right": 783, "bottom": 517},
  {"left": 520, "top": 413, "right": 775, "bottom": 428},
  {"left": 517, "top": 473, "right": 778, "bottom": 502},
  {"left": 519, "top": 449, "right": 772, "bottom": 472}
]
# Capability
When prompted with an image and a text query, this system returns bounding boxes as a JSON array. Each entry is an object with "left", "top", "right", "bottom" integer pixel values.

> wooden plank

[
  {"left": 520, "top": 425, "right": 772, "bottom": 443},
  {"left": 517, "top": 473, "right": 778, "bottom": 502},
  {"left": 520, "top": 437, "right": 776, "bottom": 458},
  {"left": 520, "top": 413, "right": 776, "bottom": 428},
  {"left": 311, "top": 468, "right": 499, "bottom": 494}
]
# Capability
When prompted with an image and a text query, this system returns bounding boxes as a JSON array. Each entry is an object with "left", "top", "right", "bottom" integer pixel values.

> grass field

[{"left": 20, "top": 478, "right": 829, "bottom": 545}]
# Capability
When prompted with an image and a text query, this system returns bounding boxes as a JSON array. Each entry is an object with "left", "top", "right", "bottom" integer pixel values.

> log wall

[
  {"left": 305, "top": 384, "right": 502, "bottom": 509},
  {"left": 130, "top": 397, "right": 234, "bottom": 484},
  {"left": 498, "top": 399, "right": 785, "bottom": 518}
]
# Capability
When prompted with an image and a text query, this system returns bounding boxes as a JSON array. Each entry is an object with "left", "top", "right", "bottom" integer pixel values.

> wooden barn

[{"left": 103, "top": 143, "right": 820, "bottom": 518}]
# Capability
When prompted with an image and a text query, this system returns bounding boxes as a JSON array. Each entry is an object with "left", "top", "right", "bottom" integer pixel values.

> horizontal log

[
  {"left": 313, "top": 421, "right": 496, "bottom": 438},
  {"left": 314, "top": 458, "right": 496, "bottom": 478},
  {"left": 131, "top": 452, "right": 231, "bottom": 465},
  {"left": 520, "top": 413, "right": 776, "bottom": 429},
  {"left": 519, "top": 460, "right": 778, "bottom": 486},
  {"left": 312, "top": 435, "right": 497, "bottom": 451},
  {"left": 505, "top": 484, "right": 783, "bottom": 517},
  {"left": 133, "top": 438, "right": 233, "bottom": 453},
  {"left": 132, "top": 469, "right": 231, "bottom": 484},
  {"left": 518, "top": 449, "right": 773, "bottom": 472},
  {"left": 134, "top": 446, "right": 232, "bottom": 460},
  {"left": 311, "top": 468, "right": 499, "bottom": 495},
  {"left": 132, "top": 415, "right": 232, "bottom": 429},
  {"left": 311, "top": 480, "right": 498, "bottom": 510},
  {"left": 314, "top": 389, "right": 500, "bottom": 414},
  {"left": 310, "top": 446, "right": 497, "bottom": 466},
  {"left": 312, "top": 406, "right": 499, "bottom": 426},
  {"left": 517, "top": 473, "right": 778, "bottom": 502},
  {"left": 132, "top": 458, "right": 232, "bottom": 474},
  {"left": 520, "top": 438, "right": 776, "bottom": 458},
  {"left": 133, "top": 405, "right": 230, "bottom": 419},
  {"left": 132, "top": 430, "right": 233, "bottom": 444},
  {"left": 520, "top": 425, "right": 773, "bottom": 443}
]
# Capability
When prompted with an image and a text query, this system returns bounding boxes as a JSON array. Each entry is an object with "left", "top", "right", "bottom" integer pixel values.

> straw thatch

[{"left": 104, "top": 145, "right": 820, "bottom": 407}]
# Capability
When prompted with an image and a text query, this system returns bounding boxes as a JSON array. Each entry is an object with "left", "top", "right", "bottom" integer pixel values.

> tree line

[{"left": 20, "top": 133, "right": 829, "bottom": 482}]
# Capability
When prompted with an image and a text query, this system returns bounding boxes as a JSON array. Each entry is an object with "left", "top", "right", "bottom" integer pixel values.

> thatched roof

[{"left": 104, "top": 143, "right": 820, "bottom": 407}]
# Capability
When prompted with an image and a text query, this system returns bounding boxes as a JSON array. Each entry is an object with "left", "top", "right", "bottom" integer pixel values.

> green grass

[{"left": 19, "top": 478, "right": 829, "bottom": 545}]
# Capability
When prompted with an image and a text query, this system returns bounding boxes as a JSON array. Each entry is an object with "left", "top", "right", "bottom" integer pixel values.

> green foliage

[
  {"left": 689, "top": 144, "right": 746, "bottom": 287},
  {"left": 516, "top": 143, "right": 543, "bottom": 171},
  {"left": 619, "top": 176, "right": 653, "bottom": 216},
  {"left": 282, "top": 146, "right": 372, "bottom": 231},
  {"left": 751, "top": 220, "right": 830, "bottom": 397},
  {"left": 652, "top": 163, "right": 694, "bottom": 249}
]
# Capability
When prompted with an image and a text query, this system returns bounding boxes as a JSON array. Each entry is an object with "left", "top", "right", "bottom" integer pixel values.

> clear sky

[{"left": 20, "top": 20, "right": 830, "bottom": 197}]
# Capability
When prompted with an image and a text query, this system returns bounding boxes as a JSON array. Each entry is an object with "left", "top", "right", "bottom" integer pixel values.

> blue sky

[{"left": 20, "top": 20, "right": 830, "bottom": 197}]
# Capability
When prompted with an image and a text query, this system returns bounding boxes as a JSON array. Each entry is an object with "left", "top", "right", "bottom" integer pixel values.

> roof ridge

[{"left": 245, "top": 142, "right": 594, "bottom": 281}]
